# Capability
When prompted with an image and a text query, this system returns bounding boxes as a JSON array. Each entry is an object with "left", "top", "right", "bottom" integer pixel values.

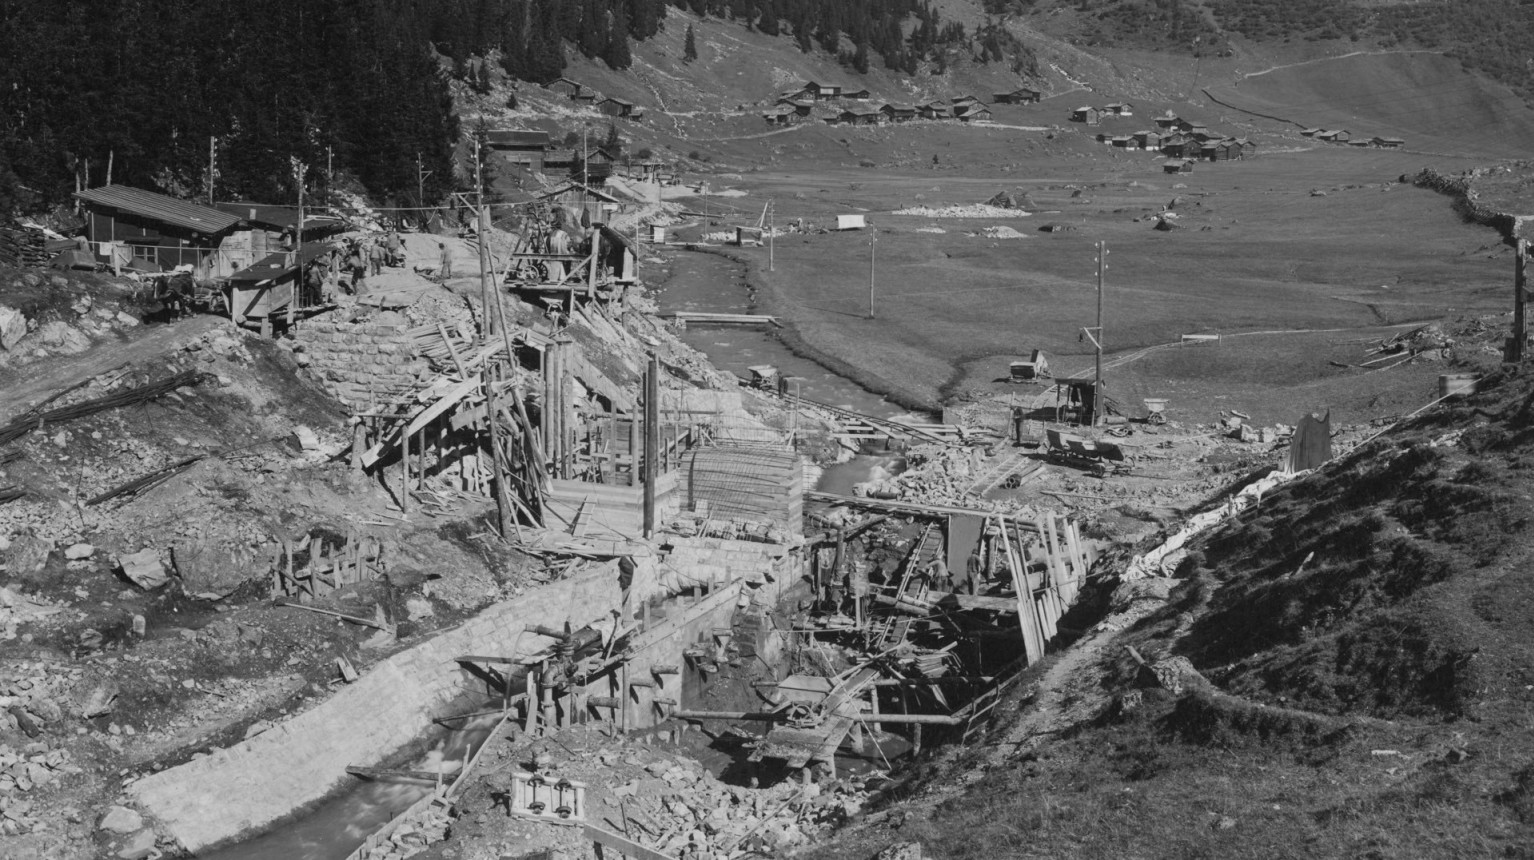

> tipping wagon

[{"left": 1044, "top": 428, "right": 1134, "bottom": 477}]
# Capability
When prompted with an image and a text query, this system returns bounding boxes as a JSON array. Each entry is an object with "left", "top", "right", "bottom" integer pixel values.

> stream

[{"left": 201, "top": 706, "right": 502, "bottom": 860}]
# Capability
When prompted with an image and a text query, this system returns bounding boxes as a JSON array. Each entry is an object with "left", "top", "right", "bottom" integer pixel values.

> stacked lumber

[
  {"left": 679, "top": 448, "right": 803, "bottom": 532},
  {"left": 0, "top": 225, "right": 49, "bottom": 268}
]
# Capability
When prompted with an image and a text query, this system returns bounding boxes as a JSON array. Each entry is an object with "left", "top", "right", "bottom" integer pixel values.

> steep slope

[{"left": 807, "top": 362, "right": 1534, "bottom": 858}]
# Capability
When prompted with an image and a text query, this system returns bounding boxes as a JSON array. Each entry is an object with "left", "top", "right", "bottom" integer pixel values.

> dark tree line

[
  {"left": 0, "top": 1, "right": 467, "bottom": 211},
  {"left": 0, "top": 0, "right": 1030, "bottom": 215}
]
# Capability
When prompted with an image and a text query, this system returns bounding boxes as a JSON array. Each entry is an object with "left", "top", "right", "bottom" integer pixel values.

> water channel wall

[{"left": 129, "top": 563, "right": 622, "bottom": 854}]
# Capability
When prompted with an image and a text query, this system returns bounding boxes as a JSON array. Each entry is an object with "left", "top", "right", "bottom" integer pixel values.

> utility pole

[
  {"left": 768, "top": 201, "right": 775, "bottom": 272},
  {"left": 475, "top": 136, "right": 494, "bottom": 337},
  {"left": 1092, "top": 241, "right": 1107, "bottom": 426},
  {"left": 1512, "top": 238, "right": 1528, "bottom": 362},
  {"left": 416, "top": 152, "right": 433, "bottom": 211},
  {"left": 208, "top": 137, "right": 216, "bottom": 205},
  {"left": 326, "top": 145, "right": 334, "bottom": 196},
  {"left": 867, "top": 223, "right": 877, "bottom": 319}
]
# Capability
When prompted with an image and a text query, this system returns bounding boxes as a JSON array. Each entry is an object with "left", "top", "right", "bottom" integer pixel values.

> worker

[
  {"left": 348, "top": 243, "right": 367, "bottom": 294},
  {"left": 1012, "top": 405, "right": 1027, "bottom": 445},
  {"left": 964, "top": 548, "right": 984, "bottom": 595},
  {"left": 369, "top": 239, "right": 385, "bottom": 277},
  {"left": 921, "top": 556, "right": 951, "bottom": 593},
  {"left": 438, "top": 242, "right": 453, "bottom": 281},
  {"left": 387, "top": 232, "right": 405, "bottom": 266}
]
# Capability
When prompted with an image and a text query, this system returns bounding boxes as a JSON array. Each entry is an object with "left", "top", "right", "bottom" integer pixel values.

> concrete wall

[
  {"left": 293, "top": 320, "right": 431, "bottom": 411},
  {"left": 129, "top": 564, "right": 622, "bottom": 853}
]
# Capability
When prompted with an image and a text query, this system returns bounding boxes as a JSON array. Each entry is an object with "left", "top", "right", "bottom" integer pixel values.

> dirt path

[
  {"left": 0, "top": 315, "right": 224, "bottom": 421},
  {"left": 1238, "top": 49, "right": 1442, "bottom": 81}
]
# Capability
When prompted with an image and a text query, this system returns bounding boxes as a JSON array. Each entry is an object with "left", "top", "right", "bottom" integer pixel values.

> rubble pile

[
  {"left": 0, "top": 661, "right": 84, "bottom": 835},
  {"left": 478, "top": 724, "right": 875, "bottom": 860},
  {"left": 357, "top": 800, "right": 452, "bottom": 860},
  {"left": 890, "top": 204, "right": 1032, "bottom": 218}
]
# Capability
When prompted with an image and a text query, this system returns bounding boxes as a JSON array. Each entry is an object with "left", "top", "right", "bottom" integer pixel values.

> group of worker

[{"left": 820, "top": 531, "right": 1008, "bottom": 621}]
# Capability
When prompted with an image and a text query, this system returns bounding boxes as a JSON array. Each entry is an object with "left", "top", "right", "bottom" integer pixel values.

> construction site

[{"left": 8, "top": 1, "right": 1534, "bottom": 858}]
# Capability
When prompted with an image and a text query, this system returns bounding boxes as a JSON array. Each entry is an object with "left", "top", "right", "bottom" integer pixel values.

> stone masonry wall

[
  {"left": 129, "top": 563, "right": 622, "bottom": 853},
  {"left": 293, "top": 320, "right": 432, "bottom": 411}
]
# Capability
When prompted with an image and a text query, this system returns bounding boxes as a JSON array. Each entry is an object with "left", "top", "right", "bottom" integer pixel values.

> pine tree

[{"left": 684, "top": 24, "right": 698, "bottom": 62}]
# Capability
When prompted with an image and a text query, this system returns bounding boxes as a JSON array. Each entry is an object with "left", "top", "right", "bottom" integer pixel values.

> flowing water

[{"left": 201, "top": 708, "right": 502, "bottom": 860}]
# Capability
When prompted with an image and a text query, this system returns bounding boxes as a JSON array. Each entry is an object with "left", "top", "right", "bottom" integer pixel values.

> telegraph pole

[
  {"left": 208, "top": 137, "right": 216, "bottom": 205},
  {"left": 475, "top": 137, "right": 494, "bottom": 337},
  {"left": 416, "top": 152, "right": 433, "bottom": 211},
  {"left": 1094, "top": 241, "right": 1106, "bottom": 425},
  {"left": 867, "top": 223, "right": 877, "bottom": 319}
]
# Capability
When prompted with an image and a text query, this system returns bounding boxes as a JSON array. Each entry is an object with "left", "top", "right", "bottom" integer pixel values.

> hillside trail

[
  {"left": 0, "top": 314, "right": 223, "bottom": 421},
  {"left": 1236, "top": 48, "right": 1442, "bottom": 82}
]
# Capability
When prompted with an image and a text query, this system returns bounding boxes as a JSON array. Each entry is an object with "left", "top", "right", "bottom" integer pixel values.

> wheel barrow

[{"left": 1144, "top": 398, "right": 1169, "bottom": 425}]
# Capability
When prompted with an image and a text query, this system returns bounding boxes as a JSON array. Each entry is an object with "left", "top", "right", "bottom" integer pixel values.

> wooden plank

[
  {"left": 1003, "top": 516, "right": 1044, "bottom": 663},
  {"left": 585, "top": 823, "right": 681, "bottom": 860}
]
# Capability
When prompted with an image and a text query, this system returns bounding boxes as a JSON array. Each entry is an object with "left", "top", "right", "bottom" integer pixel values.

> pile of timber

[
  {"left": 0, "top": 371, "right": 206, "bottom": 448},
  {"left": 0, "top": 224, "right": 48, "bottom": 268},
  {"left": 678, "top": 448, "right": 803, "bottom": 531}
]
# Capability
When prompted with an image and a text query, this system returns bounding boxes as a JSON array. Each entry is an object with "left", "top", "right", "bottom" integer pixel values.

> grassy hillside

[
  {"left": 1016, "top": 0, "right": 1534, "bottom": 104},
  {"left": 805, "top": 353, "right": 1534, "bottom": 860},
  {"left": 1205, "top": 52, "right": 1534, "bottom": 158}
]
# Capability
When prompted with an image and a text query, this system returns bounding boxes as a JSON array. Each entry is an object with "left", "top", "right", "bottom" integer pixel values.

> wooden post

[
  {"left": 868, "top": 688, "right": 881, "bottom": 735},
  {"left": 628, "top": 417, "right": 639, "bottom": 487},
  {"left": 587, "top": 231, "right": 601, "bottom": 300},
  {"left": 350, "top": 421, "right": 365, "bottom": 473},
  {"left": 643, "top": 353, "right": 659, "bottom": 537},
  {"left": 401, "top": 427, "right": 411, "bottom": 514},
  {"left": 1509, "top": 235, "right": 1530, "bottom": 349}
]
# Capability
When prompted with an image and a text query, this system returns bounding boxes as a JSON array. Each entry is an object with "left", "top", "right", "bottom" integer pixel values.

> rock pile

[{"left": 891, "top": 204, "right": 1032, "bottom": 218}]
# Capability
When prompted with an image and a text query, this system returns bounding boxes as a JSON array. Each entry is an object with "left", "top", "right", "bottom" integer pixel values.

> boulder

[
  {"left": 115, "top": 311, "right": 140, "bottom": 328},
  {"left": 119, "top": 549, "right": 170, "bottom": 590},
  {"left": 117, "top": 828, "right": 157, "bottom": 859},
  {"left": 3, "top": 536, "right": 52, "bottom": 575},
  {"left": 98, "top": 805, "right": 142, "bottom": 834},
  {"left": 64, "top": 543, "right": 95, "bottom": 560},
  {"left": 36, "top": 321, "right": 90, "bottom": 355},
  {"left": 291, "top": 425, "right": 320, "bottom": 452},
  {"left": 78, "top": 681, "right": 119, "bottom": 718},
  {"left": 0, "top": 306, "right": 25, "bottom": 351},
  {"left": 875, "top": 843, "right": 923, "bottom": 860}
]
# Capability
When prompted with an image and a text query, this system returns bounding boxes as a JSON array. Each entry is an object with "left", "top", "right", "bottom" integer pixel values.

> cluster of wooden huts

[
  {"left": 764, "top": 81, "right": 1041, "bottom": 127},
  {"left": 541, "top": 77, "right": 646, "bottom": 121},
  {"left": 1078, "top": 111, "right": 1258, "bottom": 172},
  {"left": 1299, "top": 128, "right": 1405, "bottom": 148}
]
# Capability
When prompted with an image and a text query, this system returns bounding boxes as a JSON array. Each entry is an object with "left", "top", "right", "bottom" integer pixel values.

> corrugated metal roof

[{"left": 75, "top": 185, "right": 241, "bottom": 235}]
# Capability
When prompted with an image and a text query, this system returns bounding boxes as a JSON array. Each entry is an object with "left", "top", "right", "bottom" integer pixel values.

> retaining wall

[
  {"left": 129, "top": 563, "right": 622, "bottom": 853},
  {"left": 293, "top": 320, "right": 431, "bottom": 411}
]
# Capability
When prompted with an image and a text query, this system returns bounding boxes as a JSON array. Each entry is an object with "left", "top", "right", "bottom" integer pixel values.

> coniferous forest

[{"left": 0, "top": 0, "right": 993, "bottom": 215}]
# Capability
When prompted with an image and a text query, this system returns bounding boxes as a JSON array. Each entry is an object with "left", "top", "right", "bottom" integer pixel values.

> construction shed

[
  {"left": 677, "top": 447, "right": 803, "bottom": 534},
  {"left": 75, "top": 185, "right": 242, "bottom": 275}
]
